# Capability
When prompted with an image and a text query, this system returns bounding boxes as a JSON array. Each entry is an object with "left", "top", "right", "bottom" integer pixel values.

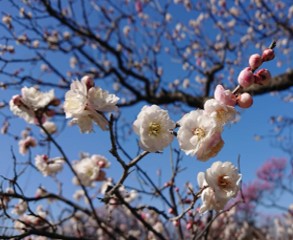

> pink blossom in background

[{"left": 257, "top": 157, "right": 287, "bottom": 182}]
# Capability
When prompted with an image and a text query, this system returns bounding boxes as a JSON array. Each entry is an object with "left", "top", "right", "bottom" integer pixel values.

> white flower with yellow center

[
  {"left": 133, "top": 105, "right": 175, "bottom": 152},
  {"left": 205, "top": 161, "right": 242, "bottom": 199},
  {"left": 177, "top": 109, "right": 224, "bottom": 161}
]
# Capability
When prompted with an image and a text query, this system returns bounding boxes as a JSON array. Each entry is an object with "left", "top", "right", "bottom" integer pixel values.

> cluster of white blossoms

[
  {"left": 10, "top": 86, "right": 58, "bottom": 124},
  {"left": 35, "top": 155, "right": 64, "bottom": 177},
  {"left": 14, "top": 205, "right": 47, "bottom": 233},
  {"left": 63, "top": 75, "right": 119, "bottom": 133},
  {"left": 72, "top": 154, "right": 110, "bottom": 187},
  {"left": 11, "top": 199, "right": 27, "bottom": 216},
  {"left": 197, "top": 161, "right": 242, "bottom": 214},
  {"left": 133, "top": 85, "right": 237, "bottom": 160}
]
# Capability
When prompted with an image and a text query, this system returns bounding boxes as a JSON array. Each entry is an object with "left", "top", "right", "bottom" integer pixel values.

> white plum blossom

[
  {"left": 177, "top": 110, "right": 224, "bottom": 161},
  {"left": 14, "top": 205, "right": 47, "bottom": 233},
  {"left": 10, "top": 87, "right": 55, "bottom": 124},
  {"left": 197, "top": 172, "right": 228, "bottom": 213},
  {"left": 205, "top": 161, "right": 242, "bottom": 200},
  {"left": 18, "top": 136, "right": 37, "bottom": 155},
  {"left": 204, "top": 99, "right": 236, "bottom": 125},
  {"left": 40, "top": 121, "right": 57, "bottom": 134},
  {"left": 133, "top": 105, "right": 175, "bottom": 152},
  {"left": 72, "top": 154, "right": 110, "bottom": 187},
  {"left": 11, "top": 200, "right": 27, "bottom": 215},
  {"left": 197, "top": 161, "right": 241, "bottom": 213},
  {"left": 35, "top": 155, "right": 64, "bottom": 177},
  {"left": 64, "top": 76, "right": 119, "bottom": 133}
]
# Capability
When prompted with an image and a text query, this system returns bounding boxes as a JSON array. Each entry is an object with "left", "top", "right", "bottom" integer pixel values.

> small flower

[
  {"left": 12, "top": 200, "right": 27, "bottom": 215},
  {"left": 35, "top": 155, "right": 64, "bottom": 176},
  {"left": 177, "top": 110, "right": 224, "bottom": 161},
  {"left": 197, "top": 172, "right": 228, "bottom": 213},
  {"left": 214, "top": 85, "right": 236, "bottom": 106},
  {"left": 40, "top": 121, "right": 57, "bottom": 134},
  {"left": 204, "top": 161, "right": 242, "bottom": 200},
  {"left": 18, "top": 136, "right": 37, "bottom": 155},
  {"left": 133, "top": 105, "right": 175, "bottom": 152},
  {"left": 64, "top": 76, "right": 119, "bottom": 133},
  {"left": 72, "top": 154, "right": 109, "bottom": 186},
  {"left": 10, "top": 87, "right": 55, "bottom": 124},
  {"left": 204, "top": 99, "right": 236, "bottom": 125}
]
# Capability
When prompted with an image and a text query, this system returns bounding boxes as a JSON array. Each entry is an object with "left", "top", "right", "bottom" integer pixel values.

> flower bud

[
  {"left": 12, "top": 95, "right": 23, "bottom": 106},
  {"left": 262, "top": 48, "right": 275, "bottom": 61},
  {"left": 249, "top": 54, "right": 262, "bottom": 70},
  {"left": 186, "top": 222, "right": 193, "bottom": 230},
  {"left": 81, "top": 75, "right": 94, "bottom": 90},
  {"left": 168, "top": 208, "right": 174, "bottom": 214},
  {"left": 237, "top": 93, "right": 253, "bottom": 108},
  {"left": 237, "top": 67, "right": 254, "bottom": 88},
  {"left": 254, "top": 68, "right": 271, "bottom": 86}
]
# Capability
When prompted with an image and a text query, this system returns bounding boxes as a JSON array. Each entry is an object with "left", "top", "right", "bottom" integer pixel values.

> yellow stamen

[
  {"left": 149, "top": 122, "right": 161, "bottom": 136},
  {"left": 193, "top": 127, "right": 205, "bottom": 139}
]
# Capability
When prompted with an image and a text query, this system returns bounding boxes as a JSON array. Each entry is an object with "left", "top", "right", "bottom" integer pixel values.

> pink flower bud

[
  {"left": 262, "top": 48, "right": 275, "bottom": 61},
  {"left": 81, "top": 75, "right": 94, "bottom": 90},
  {"left": 12, "top": 95, "right": 23, "bottom": 106},
  {"left": 214, "top": 84, "right": 236, "bottom": 106},
  {"left": 249, "top": 54, "right": 262, "bottom": 70},
  {"left": 135, "top": 0, "right": 143, "bottom": 13},
  {"left": 186, "top": 222, "right": 193, "bottom": 230},
  {"left": 237, "top": 67, "right": 254, "bottom": 88},
  {"left": 168, "top": 208, "right": 174, "bottom": 214},
  {"left": 237, "top": 93, "right": 253, "bottom": 108},
  {"left": 98, "top": 160, "right": 106, "bottom": 168},
  {"left": 173, "top": 220, "right": 179, "bottom": 227},
  {"left": 254, "top": 68, "right": 271, "bottom": 86}
]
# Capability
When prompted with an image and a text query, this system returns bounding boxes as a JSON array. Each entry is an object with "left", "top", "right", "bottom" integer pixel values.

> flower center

[
  {"left": 218, "top": 175, "right": 231, "bottom": 190},
  {"left": 193, "top": 127, "right": 205, "bottom": 139},
  {"left": 149, "top": 122, "right": 161, "bottom": 136}
]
